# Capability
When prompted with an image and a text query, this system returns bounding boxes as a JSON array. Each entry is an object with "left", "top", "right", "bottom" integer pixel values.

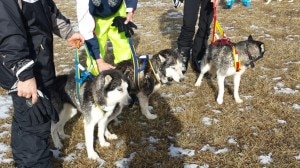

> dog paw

[
  {"left": 145, "top": 113, "right": 157, "bottom": 120},
  {"left": 235, "top": 98, "right": 243, "bottom": 103},
  {"left": 88, "top": 151, "right": 100, "bottom": 160},
  {"left": 217, "top": 98, "right": 223, "bottom": 104},
  {"left": 54, "top": 142, "right": 64, "bottom": 150},
  {"left": 194, "top": 81, "right": 201, "bottom": 87},
  {"left": 99, "top": 141, "right": 111, "bottom": 147},
  {"left": 106, "top": 133, "right": 118, "bottom": 140}
]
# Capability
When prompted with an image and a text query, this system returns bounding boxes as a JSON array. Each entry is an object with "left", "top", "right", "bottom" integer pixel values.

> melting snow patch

[
  {"left": 202, "top": 117, "right": 219, "bottom": 126},
  {"left": 200, "top": 144, "right": 230, "bottom": 154},
  {"left": 168, "top": 144, "right": 195, "bottom": 157},
  {"left": 183, "top": 163, "right": 199, "bottom": 168},
  {"left": 272, "top": 77, "right": 282, "bottom": 80},
  {"left": 292, "top": 104, "right": 300, "bottom": 110},
  {"left": 146, "top": 136, "right": 160, "bottom": 143},
  {"left": 295, "top": 153, "right": 300, "bottom": 160},
  {"left": 76, "top": 142, "right": 85, "bottom": 150},
  {"left": 62, "top": 153, "right": 76, "bottom": 162},
  {"left": 212, "top": 109, "right": 222, "bottom": 114},
  {"left": 277, "top": 119, "right": 286, "bottom": 124},
  {"left": 0, "top": 131, "right": 9, "bottom": 137},
  {"left": 199, "top": 164, "right": 210, "bottom": 168},
  {"left": 0, "top": 142, "right": 13, "bottom": 163},
  {"left": 115, "top": 152, "right": 136, "bottom": 168},
  {"left": 0, "top": 95, "right": 12, "bottom": 119},
  {"left": 0, "top": 123, "right": 10, "bottom": 128},
  {"left": 227, "top": 137, "right": 238, "bottom": 145},
  {"left": 258, "top": 153, "right": 273, "bottom": 164},
  {"left": 274, "top": 82, "right": 299, "bottom": 94},
  {"left": 171, "top": 106, "right": 185, "bottom": 113}
]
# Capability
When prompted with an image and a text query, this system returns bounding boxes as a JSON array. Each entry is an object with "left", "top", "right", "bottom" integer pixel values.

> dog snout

[{"left": 179, "top": 78, "right": 184, "bottom": 82}]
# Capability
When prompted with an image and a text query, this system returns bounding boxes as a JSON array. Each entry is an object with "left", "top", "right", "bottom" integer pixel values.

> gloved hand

[
  {"left": 112, "top": 16, "right": 137, "bottom": 38},
  {"left": 26, "top": 90, "right": 59, "bottom": 125}
]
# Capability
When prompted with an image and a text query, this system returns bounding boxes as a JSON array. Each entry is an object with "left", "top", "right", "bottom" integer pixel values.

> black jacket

[{"left": 0, "top": 0, "right": 74, "bottom": 89}]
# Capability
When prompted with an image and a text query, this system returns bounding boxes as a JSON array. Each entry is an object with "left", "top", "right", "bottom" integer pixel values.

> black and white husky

[
  {"left": 116, "top": 49, "right": 185, "bottom": 119},
  {"left": 50, "top": 69, "right": 132, "bottom": 160},
  {"left": 195, "top": 35, "right": 265, "bottom": 104}
]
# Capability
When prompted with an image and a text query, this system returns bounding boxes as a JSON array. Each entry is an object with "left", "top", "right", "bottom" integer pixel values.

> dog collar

[{"left": 244, "top": 47, "right": 255, "bottom": 68}]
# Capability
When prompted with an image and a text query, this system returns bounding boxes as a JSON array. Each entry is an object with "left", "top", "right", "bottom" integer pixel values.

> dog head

[
  {"left": 92, "top": 69, "right": 132, "bottom": 111},
  {"left": 155, "top": 49, "right": 185, "bottom": 83},
  {"left": 239, "top": 35, "right": 265, "bottom": 68}
]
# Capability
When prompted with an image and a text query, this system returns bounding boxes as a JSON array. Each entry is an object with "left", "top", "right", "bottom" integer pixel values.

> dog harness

[
  {"left": 128, "top": 38, "right": 161, "bottom": 89},
  {"left": 211, "top": 2, "right": 240, "bottom": 72}
]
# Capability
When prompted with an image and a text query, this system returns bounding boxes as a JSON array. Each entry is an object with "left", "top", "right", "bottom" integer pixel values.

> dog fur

[
  {"left": 195, "top": 35, "right": 265, "bottom": 104},
  {"left": 51, "top": 69, "right": 131, "bottom": 160},
  {"left": 116, "top": 49, "right": 184, "bottom": 119},
  {"left": 265, "top": 0, "right": 293, "bottom": 4}
]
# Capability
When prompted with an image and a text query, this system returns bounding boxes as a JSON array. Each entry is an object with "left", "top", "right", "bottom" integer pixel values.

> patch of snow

[
  {"left": 0, "top": 95, "right": 12, "bottom": 119},
  {"left": 168, "top": 144, "right": 195, "bottom": 157},
  {"left": 258, "top": 153, "right": 273, "bottom": 164},
  {"left": 115, "top": 152, "right": 136, "bottom": 168},
  {"left": 202, "top": 117, "right": 219, "bottom": 126}
]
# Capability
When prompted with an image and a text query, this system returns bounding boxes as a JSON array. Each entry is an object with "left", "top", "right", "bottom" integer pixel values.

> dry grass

[{"left": 1, "top": 0, "right": 300, "bottom": 167}]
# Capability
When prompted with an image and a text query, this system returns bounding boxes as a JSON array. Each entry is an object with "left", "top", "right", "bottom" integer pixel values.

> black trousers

[
  {"left": 177, "top": 0, "right": 214, "bottom": 62},
  {"left": 11, "top": 93, "right": 52, "bottom": 168}
]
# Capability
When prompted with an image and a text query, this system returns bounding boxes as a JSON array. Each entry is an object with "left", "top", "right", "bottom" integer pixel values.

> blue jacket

[{"left": 89, "top": 0, "right": 138, "bottom": 18}]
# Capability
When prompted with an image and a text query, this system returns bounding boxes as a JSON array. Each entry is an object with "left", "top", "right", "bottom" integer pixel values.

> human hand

[
  {"left": 96, "top": 59, "right": 115, "bottom": 72},
  {"left": 125, "top": 12, "right": 134, "bottom": 24},
  {"left": 211, "top": 0, "right": 220, "bottom": 7},
  {"left": 17, "top": 77, "right": 38, "bottom": 104},
  {"left": 112, "top": 16, "right": 137, "bottom": 38},
  {"left": 67, "top": 32, "right": 85, "bottom": 48}
]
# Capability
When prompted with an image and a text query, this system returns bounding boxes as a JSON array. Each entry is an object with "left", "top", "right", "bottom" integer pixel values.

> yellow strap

[
  {"left": 232, "top": 46, "right": 241, "bottom": 71},
  {"left": 148, "top": 60, "right": 161, "bottom": 85}
]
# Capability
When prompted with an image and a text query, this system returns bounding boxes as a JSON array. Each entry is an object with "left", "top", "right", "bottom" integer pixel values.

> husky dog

[
  {"left": 265, "top": 0, "right": 294, "bottom": 4},
  {"left": 116, "top": 49, "right": 184, "bottom": 119},
  {"left": 195, "top": 35, "right": 265, "bottom": 104},
  {"left": 51, "top": 69, "right": 132, "bottom": 160}
]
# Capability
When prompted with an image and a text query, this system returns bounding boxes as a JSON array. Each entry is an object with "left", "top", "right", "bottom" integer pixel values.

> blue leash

[
  {"left": 74, "top": 48, "right": 94, "bottom": 101},
  {"left": 128, "top": 38, "right": 149, "bottom": 88}
]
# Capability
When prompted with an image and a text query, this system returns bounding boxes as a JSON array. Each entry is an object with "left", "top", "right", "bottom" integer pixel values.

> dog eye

[{"left": 117, "top": 87, "right": 123, "bottom": 92}]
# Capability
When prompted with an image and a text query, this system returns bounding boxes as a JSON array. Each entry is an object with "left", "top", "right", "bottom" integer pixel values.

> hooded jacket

[{"left": 0, "top": 0, "right": 74, "bottom": 89}]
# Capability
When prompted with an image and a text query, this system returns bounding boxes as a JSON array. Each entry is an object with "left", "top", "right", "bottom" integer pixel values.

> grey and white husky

[
  {"left": 116, "top": 49, "right": 185, "bottom": 119},
  {"left": 195, "top": 35, "right": 265, "bottom": 104},
  {"left": 50, "top": 69, "right": 132, "bottom": 160}
]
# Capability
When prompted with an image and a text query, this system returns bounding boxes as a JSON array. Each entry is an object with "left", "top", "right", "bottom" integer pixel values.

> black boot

[{"left": 178, "top": 48, "right": 190, "bottom": 74}]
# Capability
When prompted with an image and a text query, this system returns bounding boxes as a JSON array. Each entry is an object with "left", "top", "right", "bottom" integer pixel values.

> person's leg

[
  {"left": 177, "top": 0, "right": 201, "bottom": 73},
  {"left": 94, "top": 17, "right": 110, "bottom": 60},
  {"left": 108, "top": 2, "right": 132, "bottom": 64},
  {"left": 191, "top": 0, "right": 214, "bottom": 73},
  {"left": 11, "top": 93, "right": 52, "bottom": 168}
]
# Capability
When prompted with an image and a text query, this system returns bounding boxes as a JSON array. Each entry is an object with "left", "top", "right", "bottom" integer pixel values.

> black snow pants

[
  {"left": 10, "top": 92, "right": 52, "bottom": 168},
  {"left": 177, "top": 0, "right": 214, "bottom": 67}
]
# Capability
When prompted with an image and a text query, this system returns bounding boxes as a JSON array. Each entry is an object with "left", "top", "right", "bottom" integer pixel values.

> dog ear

[
  {"left": 158, "top": 54, "right": 166, "bottom": 63},
  {"left": 104, "top": 74, "right": 112, "bottom": 88},
  {"left": 248, "top": 35, "right": 253, "bottom": 41}
]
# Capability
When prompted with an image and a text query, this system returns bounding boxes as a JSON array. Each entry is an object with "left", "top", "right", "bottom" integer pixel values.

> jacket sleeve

[
  {"left": 76, "top": 0, "right": 101, "bottom": 59},
  {"left": 0, "top": 0, "right": 34, "bottom": 82},
  {"left": 125, "top": 0, "right": 138, "bottom": 13},
  {"left": 48, "top": 0, "right": 75, "bottom": 40}
]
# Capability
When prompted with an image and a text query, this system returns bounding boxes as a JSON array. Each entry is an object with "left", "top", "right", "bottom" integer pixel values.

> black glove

[
  {"left": 112, "top": 16, "right": 137, "bottom": 38},
  {"left": 26, "top": 90, "right": 59, "bottom": 125}
]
